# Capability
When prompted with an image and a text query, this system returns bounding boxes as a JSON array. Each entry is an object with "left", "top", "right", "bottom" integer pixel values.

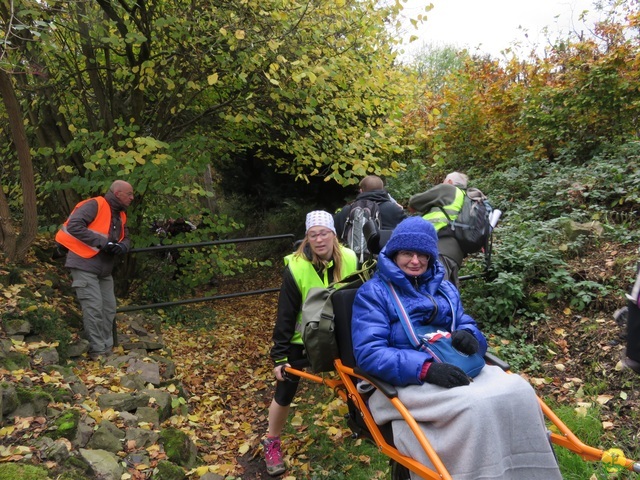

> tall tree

[
  {"left": 1, "top": 0, "right": 421, "bottom": 266},
  {"left": 0, "top": 1, "right": 39, "bottom": 262}
]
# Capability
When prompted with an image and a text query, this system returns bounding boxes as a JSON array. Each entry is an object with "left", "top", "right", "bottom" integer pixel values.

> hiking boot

[
  {"left": 88, "top": 351, "right": 106, "bottom": 361},
  {"left": 261, "top": 436, "right": 286, "bottom": 476}
]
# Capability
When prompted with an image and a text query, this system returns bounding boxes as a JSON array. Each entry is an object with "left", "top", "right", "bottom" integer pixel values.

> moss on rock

[
  {"left": 525, "top": 291, "right": 549, "bottom": 314},
  {"left": 153, "top": 460, "right": 186, "bottom": 480},
  {"left": 0, "top": 463, "right": 50, "bottom": 480},
  {"left": 63, "top": 455, "right": 93, "bottom": 474},
  {"left": 46, "top": 409, "right": 81, "bottom": 441},
  {"left": 56, "top": 472, "right": 90, "bottom": 480},
  {"left": 17, "top": 386, "right": 53, "bottom": 404},
  {"left": 42, "top": 384, "right": 74, "bottom": 403},
  {"left": 159, "top": 428, "right": 197, "bottom": 468},
  {"left": 0, "top": 352, "right": 30, "bottom": 371}
]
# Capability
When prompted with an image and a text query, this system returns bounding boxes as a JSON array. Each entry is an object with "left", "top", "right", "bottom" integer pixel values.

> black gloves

[
  {"left": 451, "top": 329, "right": 479, "bottom": 355},
  {"left": 102, "top": 242, "right": 127, "bottom": 255},
  {"left": 424, "top": 362, "right": 470, "bottom": 388}
]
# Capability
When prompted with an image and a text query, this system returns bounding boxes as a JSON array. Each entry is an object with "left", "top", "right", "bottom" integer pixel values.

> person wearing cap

[
  {"left": 351, "top": 217, "right": 562, "bottom": 479},
  {"left": 408, "top": 171, "right": 470, "bottom": 286},
  {"left": 262, "top": 210, "right": 358, "bottom": 476}
]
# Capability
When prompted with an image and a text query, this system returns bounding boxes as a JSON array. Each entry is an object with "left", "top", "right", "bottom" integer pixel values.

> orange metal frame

[{"left": 285, "top": 361, "right": 640, "bottom": 479}]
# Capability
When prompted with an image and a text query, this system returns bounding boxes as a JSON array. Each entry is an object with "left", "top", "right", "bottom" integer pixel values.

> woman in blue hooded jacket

[
  {"left": 351, "top": 217, "right": 561, "bottom": 480},
  {"left": 352, "top": 216, "right": 486, "bottom": 387}
]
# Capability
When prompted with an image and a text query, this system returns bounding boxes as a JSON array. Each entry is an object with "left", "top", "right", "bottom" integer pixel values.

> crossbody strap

[
  {"left": 437, "top": 286, "right": 458, "bottom": 330},
  {"left": 326, "top": 258, "right": 377, "bottom": 290},
  {"left": 383, "top": 281, "right": 421, "bottom": 349}
]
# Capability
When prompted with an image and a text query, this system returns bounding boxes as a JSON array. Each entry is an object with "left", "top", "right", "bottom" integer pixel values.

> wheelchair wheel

[{"left": 390, "top": 460, "right": 411, "bottom": 480}]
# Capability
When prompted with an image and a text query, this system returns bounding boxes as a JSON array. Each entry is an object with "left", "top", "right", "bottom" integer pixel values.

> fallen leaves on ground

[{"left": 2, "top": 240, "right": 640, "bottom": 478}]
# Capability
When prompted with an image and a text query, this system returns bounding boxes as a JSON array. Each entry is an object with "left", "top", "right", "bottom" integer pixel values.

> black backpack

[
  {"left": 341, "top": 199, "right": 381, "bottom": 263},
  {"left": 444, "top": 188, "right": 493, "bottom": 255}
]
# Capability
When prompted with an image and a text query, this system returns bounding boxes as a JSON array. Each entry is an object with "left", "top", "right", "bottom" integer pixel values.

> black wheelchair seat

[{"left": 331, "top": 287, "right": 396, "bottom": 446}]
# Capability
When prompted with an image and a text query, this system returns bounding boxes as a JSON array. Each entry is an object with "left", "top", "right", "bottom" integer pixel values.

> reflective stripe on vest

[
  {"left": 422, "top": 187, "right": 465, "bottom": 231},
  {"left": 286, "top": 246, "right": 358, "bottom": 344},
  {"left": 55, "top": 197, "right": 126, "bottom": 259}
]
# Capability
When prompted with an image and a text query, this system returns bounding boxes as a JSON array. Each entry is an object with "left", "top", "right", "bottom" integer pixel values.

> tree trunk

[
  {"left": 201, "top": 164, "right": 218, "bottom": 214},
  {"left": 0, "top": 69, "right": 38, "bottom": 262},
  {"left": 0, "top": 178, "right": 17, "bottom": 259}
]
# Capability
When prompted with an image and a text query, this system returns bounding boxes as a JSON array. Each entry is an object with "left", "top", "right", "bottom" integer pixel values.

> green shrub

[
  {"left": 472, "top": 151, "right": 638, "bottom": 324},
  {"left": 462, "top": 272, "right": 525, "bottom": 327},
  {"left": 488, "top": 332, "right": 541, "bottom": 373},
  {"left": 546, "top": 269, "right": 611, "bottom": 312}
]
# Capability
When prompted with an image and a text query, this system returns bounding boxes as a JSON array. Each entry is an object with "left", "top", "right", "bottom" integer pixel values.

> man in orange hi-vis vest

[{"left": 55, "top": 180, "right": 134, "bottom": 361}]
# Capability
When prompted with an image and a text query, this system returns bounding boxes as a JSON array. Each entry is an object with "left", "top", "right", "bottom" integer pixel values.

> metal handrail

[
  {"left": 128, "top": 233, "right": 295, "bottom": 253},
  {"left": 116, "top": 233, "right": 294, "bottom": 313},
  {"left": 117, "top": 288, "right": 280, "bottom": 313}
]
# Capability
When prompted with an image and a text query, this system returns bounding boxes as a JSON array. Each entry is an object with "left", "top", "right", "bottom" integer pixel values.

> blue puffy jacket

[{"left": 351, "top": 250, "right": 487, "bottom": 387}]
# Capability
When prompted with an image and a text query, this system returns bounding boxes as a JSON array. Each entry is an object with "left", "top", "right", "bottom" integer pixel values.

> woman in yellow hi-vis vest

[
  {"left": 262, "top": 210, "right": 357, "bottom": 476},
  {"left": 408, "top": 172, "right": 468, "bottom": 287}
]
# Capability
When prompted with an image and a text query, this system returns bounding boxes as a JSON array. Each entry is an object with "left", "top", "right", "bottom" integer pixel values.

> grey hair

[{"left": 444, "top": 172, "right": 468, "bottom": 189}]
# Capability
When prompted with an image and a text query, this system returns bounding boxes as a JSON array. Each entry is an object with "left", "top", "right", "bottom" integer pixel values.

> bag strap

[
  {"left": 329, "top": 258, "right": 377, "bottom": 290},
  {"left": 383, "top": 282, "right": 421, "bottom": 349},
  {"left": 385, "top": 281, "right": 464, "bottom": 350}
]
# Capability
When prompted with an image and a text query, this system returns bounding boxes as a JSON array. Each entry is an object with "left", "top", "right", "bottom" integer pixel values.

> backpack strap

[
  {"left": 429, "top": 187, "right": 465, "bottom": 228},
  {"left": 329, "top": 258, "right": 377, "bottom": 289},
  {"left": 384, "top": 282, "right": 459, "bottom": 346}
]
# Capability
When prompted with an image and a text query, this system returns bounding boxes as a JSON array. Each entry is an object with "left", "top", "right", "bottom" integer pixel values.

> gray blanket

[{"left": 369, "top": 365, "right": 563, "bottom": 480}]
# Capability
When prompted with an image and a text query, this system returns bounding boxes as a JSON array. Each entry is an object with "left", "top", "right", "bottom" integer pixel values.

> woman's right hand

[
  {"left": 274, "top": 363, "right": 291, "bottom": 381},
  {"left": 424, "top": 362, "right": 471, "bottom": 388}
]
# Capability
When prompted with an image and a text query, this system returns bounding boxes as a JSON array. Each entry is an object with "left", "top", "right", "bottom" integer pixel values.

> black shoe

[{"left": 623, "top": 356, "right": 640, "bottom": 374}]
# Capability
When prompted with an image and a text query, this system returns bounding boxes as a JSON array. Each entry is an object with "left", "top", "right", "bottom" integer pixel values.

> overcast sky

[{"left": 398, "top": 0, "right": 602, "bottom": 59}]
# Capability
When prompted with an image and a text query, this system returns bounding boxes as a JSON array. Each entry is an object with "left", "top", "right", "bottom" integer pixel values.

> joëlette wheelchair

[
  {"left": 283, "top": 227, "right": 640, "bottom": 479},
  {"left": 284, "top": 287, "right": 640, "bottom": 479}
]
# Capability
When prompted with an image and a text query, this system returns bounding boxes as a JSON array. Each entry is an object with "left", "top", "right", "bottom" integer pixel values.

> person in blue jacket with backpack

[
  {"left": 262, "top": 210, "right": 358, "bottom": 476},
  {"left": 351, "top": 216, "right": 562, "bottom": 479}
]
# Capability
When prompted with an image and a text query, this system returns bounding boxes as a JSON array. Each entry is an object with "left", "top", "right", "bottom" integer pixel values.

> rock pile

[{"left": 0, "top": 314, "right": 222, "bottom": 480}]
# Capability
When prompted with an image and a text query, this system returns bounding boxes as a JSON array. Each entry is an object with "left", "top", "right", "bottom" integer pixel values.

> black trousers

[{"left": 627, "top": 299, "right": 640, "bottom": 363}]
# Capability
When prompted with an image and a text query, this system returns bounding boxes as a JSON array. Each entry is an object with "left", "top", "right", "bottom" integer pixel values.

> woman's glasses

[
  {"left": 308, "top": 230, "right": 333, "bottom": 241},
  {"left": 397, "top": 250, "right": 429, "bottom": 262}
]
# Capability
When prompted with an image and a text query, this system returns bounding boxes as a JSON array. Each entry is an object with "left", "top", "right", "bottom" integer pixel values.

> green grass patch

[
  {"left": 550, "top": 402, "right": 639, "bottom": 479},
  {"left": 0, "top": 463, "right": 50, "bottom": 480},
  {"left": 281, "top": 382, "right": 390, "bottom": 479}
]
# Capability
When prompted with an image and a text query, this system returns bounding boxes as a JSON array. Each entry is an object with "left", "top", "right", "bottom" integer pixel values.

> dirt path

[{"left": 162, "top": 266, "right": 287, "bottom": 478}]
